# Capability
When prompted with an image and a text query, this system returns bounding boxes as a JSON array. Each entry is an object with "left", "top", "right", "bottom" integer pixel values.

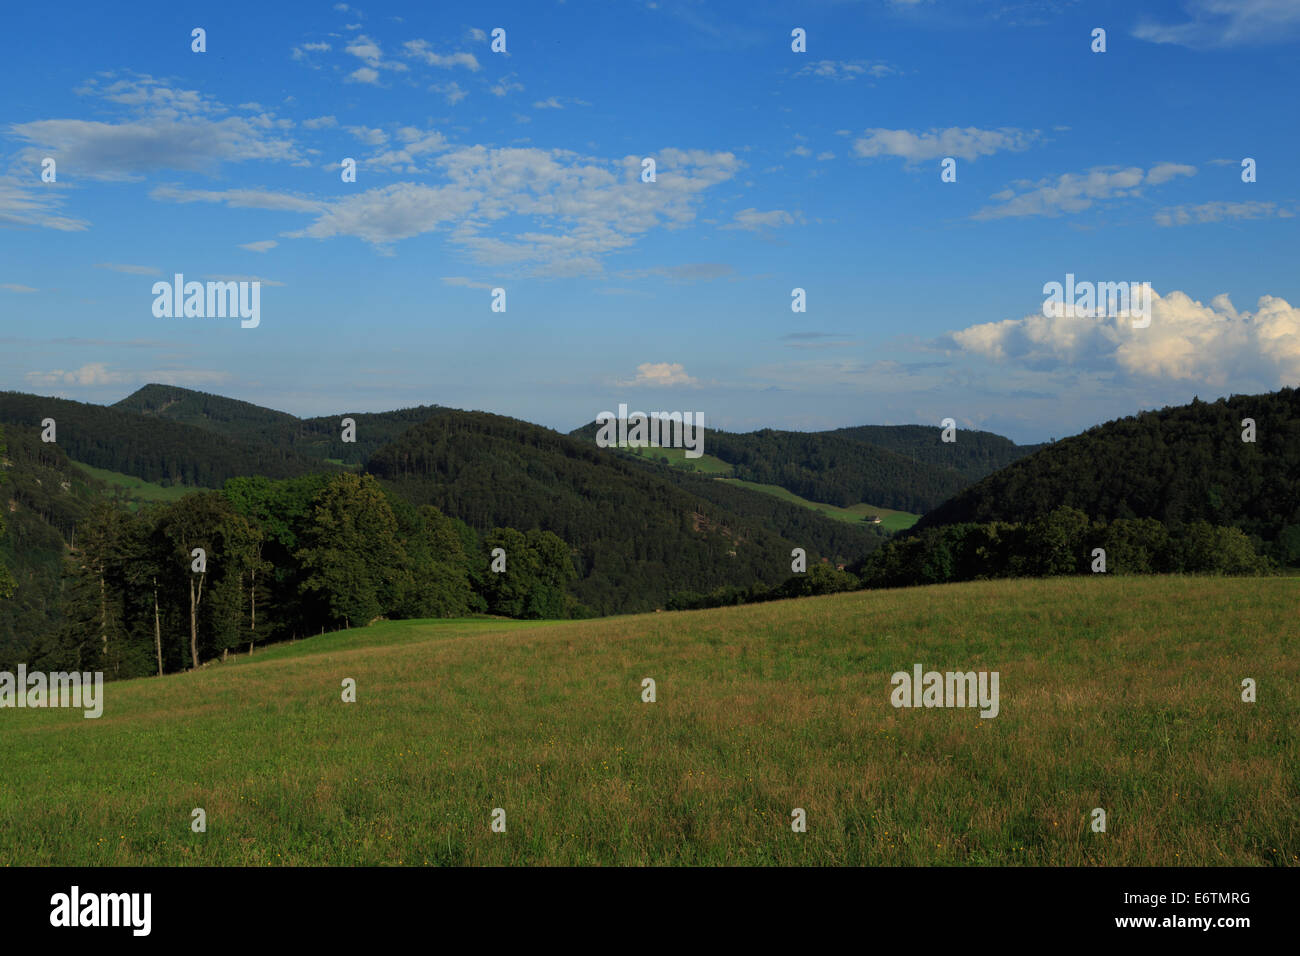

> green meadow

[
  {"left": 72, "top": 462, "right": 208, "bottom": 510},
  {"left": 616, "top": 445, "right": 919, "bottom": 529},
  {"left": 719, "top": 477, "right": 920, "bottom": 531},
  {"left": 0, "top": 576, "right": 1294, "bottom": 866}
]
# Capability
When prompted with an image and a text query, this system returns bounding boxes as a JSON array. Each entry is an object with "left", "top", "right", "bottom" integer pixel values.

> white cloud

[
  {"left": 0, "top": 175, "right": 89, "bottom": 232},
  {"left": 533, "top": 97, "right": 564, "bottom": 109},
  {"left": 12, "top": 75, "right": 300, "bottom": 180},
  {"left": 152, "top": 146, "right": 740, "bottom": 275},
  {"left": 347, "top": 67, "right": 381, "bottom": 85},
  {"left": 853, "top": 126, "right": 1039, "bottom": 162},
  {"left": 345, "top": 35, "right": 408, "bottom": 73},
  {"left": 402, "top": 39, "right": 480, "bottom": 70},
  {"left": 302, "top": 115, "right": 339, "bottom": 129},
  {"left": 490, "top": 73, "right": 524, "bottom": 97},
  {"left": 974, "top": 163, "right": 1196, "bottom": 220},
  {"left": 25, "top": 363, "right": 232, "bottom": 388},
  {"left": 347, "top": 125, "right": 389, "bottom": 146},
  {"left": 1155, "top": 200, "right": 1295, "bottom": 226},
  {"left": 1135, "top": 0, "right": 1300, "bottom": 48},
  {"left": 722, "top": 207, "right": 799, "bottom": 231},
  {"left": 1, "top": 284, "right": 38, "bottom": 293},
  {"left": 149, "top": 185, "right": 325, "bottom": 213},
  {"left": 793, "top": 60, "right": 897, "bottom": 80},
  {"left": 1146, "top": 161, "right": 1197, "bottom": 185},
  {"left": 949, "top": 288, "right": 1300, "bottom": 388},
  {"left": 292, "top": 41, "right": 332, "bottom": 62},
  {"left": 619, "top": 362, "right": 697, "bottom": 386},
  {"left": 431, "top": 81, "right": 467, "bottom": 104},
  {"left": 239, "top": 240, "right": 279, "bottom": 252}
]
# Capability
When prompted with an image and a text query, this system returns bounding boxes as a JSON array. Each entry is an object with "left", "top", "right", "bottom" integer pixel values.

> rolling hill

[
  {"left": 569, "top": 419, "right": 1041, "bottom": 514},
  {"left": 366, "top": 409, "right": 881, "bottom": 615},
  {"left": 113, "top": 383, "right": 441, "bottom": 466},
  {"left": 913, "top": 389, "right": 1300, "bottom": 566}
]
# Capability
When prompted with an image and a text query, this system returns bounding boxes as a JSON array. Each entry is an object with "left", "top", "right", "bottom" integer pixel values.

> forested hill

[
  {"left": 0, "top": 391, "right": 329, "bottom": 486},
  {"left": 913, "top": 389, "right": 1300, "bottom": 565},
  {"left": 568, "top": 421, "right": 1034, "bottom": 513},
  {"left": 828, "top": 424, "right": 1044, "bottom": 483},
  {"left": 114, "top": 384, "right": 441, "bottom": 465},
  {"left": 367, "top": 410, "right": 881, "bottom": 615}
]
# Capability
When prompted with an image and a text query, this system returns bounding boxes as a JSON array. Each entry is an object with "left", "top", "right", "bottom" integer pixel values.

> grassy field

[
  {"left": 0, "top": 576, "right": 1295, "bottom": 866},
  {"left": 719, "top": 478, "right": 919, "bottom": 531},
  {"left": 615, "top": 445, "right": 919, "bottom": 529},
  {"left": 620, "top": 444, "right": 734, "bottom": 475},
  {"left": 72, "top": 462, "right": 208, "bottom": 510}
]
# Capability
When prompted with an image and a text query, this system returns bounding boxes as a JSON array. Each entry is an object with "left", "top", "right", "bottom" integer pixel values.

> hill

[
  {"left": 568, "top": 420, "right": 1035, "bottom": 514},
  {"left": 367, "top": 409, "right": 881, "bottom": 615},
  {"left": 1, "top": 576, "right": 1292, "bottom": 865},
  {"left": 114, "top": 383, "right": 443, "bottom": 466},
  {"left": 0, "top": 391, "right": 329, "bottom": 486},
  {"left": 828, "top": 424, "right": 1044, "bottom": 483},
  {"left": 914, "top": 389, "right": 1300, "bottom": 566}
]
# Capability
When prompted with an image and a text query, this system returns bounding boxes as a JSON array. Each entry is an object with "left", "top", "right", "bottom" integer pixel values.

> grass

[
  {"left": 619, "top": 444, "right": 734, "bottom": 475},
  {"left": 720, "top": 478, "right": 919, "bottom": 530},
  {"left": 614, "top": 445, "right": 919, "bottom": 529},
  {"left": 0, "top": 576, "right": 1295, "bottom": 866},
  {"left": 71, "top": 462, "right": 207, "bottom": 510}
]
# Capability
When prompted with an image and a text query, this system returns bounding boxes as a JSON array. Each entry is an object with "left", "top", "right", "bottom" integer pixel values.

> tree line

[{"left": 18, "top": 471, "right": 581, "bottom": 680}]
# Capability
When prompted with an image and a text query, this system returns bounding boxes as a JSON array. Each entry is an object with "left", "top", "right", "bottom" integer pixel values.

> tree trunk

[
  {"left": 153, "top": 577, "right": 163, "bottom": 677},
  {"left": 249, "top": 567, "right": 256, "bottom": 655},
  {"left": 99, "top": 566, "right": 108, "bottom": 665},
  {"left": 189, "top": 573, "right": 204, "bottom": 670}
]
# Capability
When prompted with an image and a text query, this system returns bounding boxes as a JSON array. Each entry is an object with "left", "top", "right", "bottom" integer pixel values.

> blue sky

[{"left": 1, "top": 0, "right": 1297, "bottom": 443}]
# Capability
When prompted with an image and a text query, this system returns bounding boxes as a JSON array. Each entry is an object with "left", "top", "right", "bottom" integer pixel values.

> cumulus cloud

[
  {"left": 948, "top": 288, "right": 1300, "bottom": 388},
  {"left": 620, "top": 362, "right": 697, "bottom": 386},
  {"left": 853, "top": 126, "right": 1039, "bottom": 162},
  {"left": 974, "top": 163, "right": 1196, "bottom": 219}
]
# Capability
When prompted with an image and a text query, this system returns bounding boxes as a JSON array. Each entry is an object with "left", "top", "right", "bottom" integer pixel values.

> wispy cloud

[
  {"left": 974, "top": 163, "right": 1196, "bottom": 220},
  {"left": 853, "top": 126, "right": 1039, "bottom": 163}
]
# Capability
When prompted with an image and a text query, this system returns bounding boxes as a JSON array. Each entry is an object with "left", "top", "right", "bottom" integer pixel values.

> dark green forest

[
  {"left": 915, "top": 389, "right": 1300, "bottom": 567},
  {"left": 366, "top": 409, "right": 878, "bottom": 615},
  {"left": 569, "top": 420, "right": 1039, "bottom": 513},
  {"left": 0, "top": 391, "right": 330, "bottom": 486},
  {"left": 113, "top": 383, "right": 441, "bottom": 466}
]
